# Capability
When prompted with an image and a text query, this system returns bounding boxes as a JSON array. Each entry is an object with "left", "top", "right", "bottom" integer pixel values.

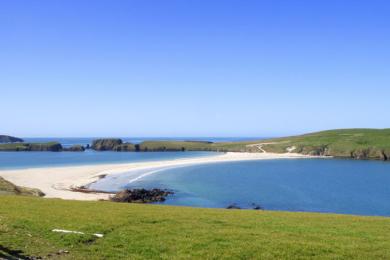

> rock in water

[
  {"left": 91, "top": 138, "right": 123, "bottom": 151},
  {"left": 110, "top": 189, "right": 174, "bottom": 203},
  {"left": 226, "top": 204, "right": 241, "bottom": 209},
  {"left": 251, "top": 203, "right": 263, "bottom": 210}
]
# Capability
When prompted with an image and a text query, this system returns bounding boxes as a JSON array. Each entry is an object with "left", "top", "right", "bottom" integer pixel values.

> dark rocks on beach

[
  {"left": 110, "top": 188, "right": 174, "bottom": 203},
  {"left": 226, "top": 203, "right": 263, "bottom": 210}
]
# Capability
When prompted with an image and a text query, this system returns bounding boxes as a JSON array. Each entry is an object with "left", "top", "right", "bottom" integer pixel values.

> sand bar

[{"left": 0, "top": 152, "right": 317, "bottom": 201}]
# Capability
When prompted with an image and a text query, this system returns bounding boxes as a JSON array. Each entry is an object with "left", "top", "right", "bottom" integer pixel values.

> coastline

[{"left": 0, "top": 152, "right": 319, "bottom": 201}]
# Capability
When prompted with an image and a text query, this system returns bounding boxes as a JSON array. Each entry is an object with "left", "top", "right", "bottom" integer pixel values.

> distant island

[
  {"left": 0, "top": 135, "right": 24, "bottom": 143},
  {"left": 1, "top": 129, "right": 390, "bottom": 161}
]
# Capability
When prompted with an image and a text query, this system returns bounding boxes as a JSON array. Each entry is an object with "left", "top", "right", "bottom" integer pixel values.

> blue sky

[{"left": 1, "top": 1, "right": 389, "bottom": 137}]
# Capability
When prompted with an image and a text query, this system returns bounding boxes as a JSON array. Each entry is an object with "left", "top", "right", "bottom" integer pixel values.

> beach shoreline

[{"left": 0, "top": 152, "right": 320, "bottom": 201}]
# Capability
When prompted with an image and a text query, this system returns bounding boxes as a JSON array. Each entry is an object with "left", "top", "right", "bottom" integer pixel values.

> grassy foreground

[{"left": 1, "top": 196, "right": 390, "bottom": 259}]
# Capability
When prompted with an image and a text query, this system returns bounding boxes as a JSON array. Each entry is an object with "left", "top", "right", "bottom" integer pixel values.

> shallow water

[{"left": 99, "top": 158, "right": 390, "bottom": 216}]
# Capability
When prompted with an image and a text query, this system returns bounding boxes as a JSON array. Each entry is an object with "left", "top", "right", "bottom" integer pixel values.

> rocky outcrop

[
  {"left": 63, "top": 145, "right": 85, "bottom": 152},
  {"left": 110, "top": 189, "right": 173, "bottom": 203},
  {"left": 0, "top": 135, "right": 24, "bottom": 143},
  {"left": 91, "top": 139, "right": 123, "bottom": 151},
  {"left": 91, "top": 139, "right": 136, "bottom": 151},
  {"left": 0, "top": 177, "right": 45, "bottom": 196},
  {"left": 296, "top": 145, "right": 329, "bottom": 156},
  {"left": 226, "top": 204, "right": 241, "bottom": 209}
]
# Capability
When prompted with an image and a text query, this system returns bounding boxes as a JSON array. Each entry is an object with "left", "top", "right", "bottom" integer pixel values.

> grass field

[{"left": 1, "top": 195, "right": 390, "bottom": 259}]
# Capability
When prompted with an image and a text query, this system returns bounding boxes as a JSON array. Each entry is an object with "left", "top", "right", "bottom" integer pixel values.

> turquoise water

[{"left": 115, "top": 159, "right": 390, "bottom": 216}]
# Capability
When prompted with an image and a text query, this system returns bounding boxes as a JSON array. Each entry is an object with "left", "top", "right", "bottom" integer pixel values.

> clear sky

[{"left": 1, "top": 1, "right": 389, "bottom": 137}]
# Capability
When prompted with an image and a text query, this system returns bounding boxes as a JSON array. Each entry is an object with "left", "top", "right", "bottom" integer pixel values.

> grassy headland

[
  {"left": 137, "top": 129, "right": 390, "bottom": 160},
  {"left": 261, "top": 128, "right": 390, "bottom": 160},
  {"left": 1, "top": 195, "right": 390, "bottom": 259},
  {"left": 2, "top": 129, "right": 390, "bottom": 160}
]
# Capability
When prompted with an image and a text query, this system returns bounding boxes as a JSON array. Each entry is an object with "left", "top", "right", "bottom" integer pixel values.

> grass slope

[
  {"left": 139, "top": 129, "right": 390, "bottom": 160},
  {"left": 0, "top": 177, "right": 44, "bottom": 197},
  {"left": 1, "top": 196, "right": 390, "bottom": 259},
  {"left": 262, "top": 129, "right": 390, "bottom": 159}
]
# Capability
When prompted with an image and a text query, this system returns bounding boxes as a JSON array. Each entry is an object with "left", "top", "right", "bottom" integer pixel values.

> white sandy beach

[{"left": 0, "top": 152, "right": 314, "bottom": 201}]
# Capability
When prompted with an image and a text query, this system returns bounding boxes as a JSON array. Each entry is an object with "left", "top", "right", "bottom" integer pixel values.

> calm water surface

[{"left": 116, "top": 159, "right": 390, "bottom": 216}]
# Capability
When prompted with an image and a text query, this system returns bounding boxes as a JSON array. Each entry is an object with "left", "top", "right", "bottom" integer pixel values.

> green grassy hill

[
  {"left": 138, "top": 129, "right": 390, "bottom": 160},
  {"left": 0, "top": 196, "right": 389, "bottom": 259},
  {"left": 261, "top": 128, "right": 390, "bottom": 159}
]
